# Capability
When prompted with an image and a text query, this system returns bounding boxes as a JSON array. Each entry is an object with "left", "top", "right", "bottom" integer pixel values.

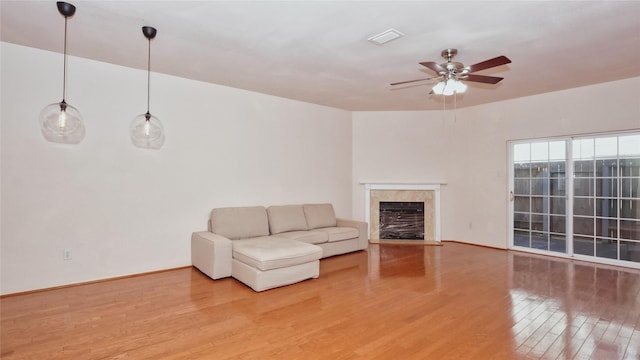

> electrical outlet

[{"left": 63, "top": 248, "right": 72, "bottom": 260}]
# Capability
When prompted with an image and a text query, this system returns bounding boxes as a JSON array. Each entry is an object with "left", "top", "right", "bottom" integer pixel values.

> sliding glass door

[
  {"left": 510, "top": 133, "right": 640, "bottom": 267},
  {"left": 512, "top": 140, "right": 567, "bottom": 253}
]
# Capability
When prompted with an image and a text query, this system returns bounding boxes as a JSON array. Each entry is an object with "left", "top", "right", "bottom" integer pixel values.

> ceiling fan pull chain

[{"left": 450, "top": 92, "right": 457, "bottom": 123}]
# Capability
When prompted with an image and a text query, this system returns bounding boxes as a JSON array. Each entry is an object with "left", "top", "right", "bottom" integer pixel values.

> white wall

[
  {"left": 3, "top": 41, "right": 638, "bottom": 295},
  {"left": 353, "top": 77, "right": 640, "bottom": 248},
  {"left": 0, "top": 43, "right": 352, "bottom": 295}
]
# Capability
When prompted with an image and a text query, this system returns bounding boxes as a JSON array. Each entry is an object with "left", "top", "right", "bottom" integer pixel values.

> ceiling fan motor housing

[{"left": 440, "top": 49, "right": 468, "bottom": 78}]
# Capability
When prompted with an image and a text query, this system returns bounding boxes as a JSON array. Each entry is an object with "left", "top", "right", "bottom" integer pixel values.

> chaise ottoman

[{"left": 231, "top": 236, "right": 322, "bottom": 291}]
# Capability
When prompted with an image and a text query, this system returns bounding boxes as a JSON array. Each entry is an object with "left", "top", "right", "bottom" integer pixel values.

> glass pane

[
  {"left": 573, "top": 138, "right": 594, "bottom": 159},
  {"left": 597, "top": 218, "right": 617, "bottom": 238},
  {"left": 574, "top": 198, "right": 594, "bottom": 216},
  {"left": 620, "top": 240, "right": 640, "bottom": 262},
  {"left": 514, "top": 230, "right": 530, "bottom": 247},
  {"left": 550, "top": 178, "right": 566, "bottom": 196},
  {"left": 574, "top": 216, "right": 594, "bottom": 236},
  {"left": 549, "top": 161, "right": 565, "bottom": 175},
  {"left": 620, "top": 200, "right": 640, "bottom": 220},
  {"left": 513, "top": 143, "right": 530, "bottom": 163},
  {"left": 596, "top": 159, "right": 618, "bottom": 177},
  {"left": 550, "top": 197, "right": 565, "bottom": 214},
  {"left": 531, "top": 214, "right": 545, "bottom": 232},
  {"left": 514, "top": 213, "right": 530, "bottom": 230},
  {"left": 596, "top": 198, "right": 618, "bottom": 218},
  {"left": 619, "top": 135, "right": 640, "bottom": 156},
  {"left": 531, "top": 179, "right": 548, "bottom": 195},
  {"left": 514, "top": 179, "right": 530, "bottom": 195},
  {"left": 595, "top": 137, "right": 618, "bottom": 158},
  {"left": 595, "top": 238, "right": 618, "bottom": 259},
  {"left": 549, "top": 141, "right": 566, "bottom": 160},
  {"left": 621, "top": 178, "right": 640, "bottom": 198},
  {"left": 531, "top": 232, "right": 548, "bottom": 250},
  {"left": 574, "top": 178, "right": 593, "bottom": 197},
  {"left": 514, "top": 196, "right": 530, "bottom": 212},
  {"left": 574, "top": 160, "right": 594, "bottom": 177},
  {"left": 531, "top": 162, "right": 547, "bottom": 178},
  {"left": 596, "top": 178, "right": 617, "bottom": 197},
  {"left": 550, "top": 234, "right": 566, "bottom": 253},
  {"left": 550, "top": 215, "right": 566, "bottom": 233},
  {"left": 620, "top": 220, "right": 640, "bottom": 240},
  {"left": 531, "top": 198, "right": 544, "bottom": 214},
  {"left": 620, "top": 158, "right": 640, "bottom": 177},
  {"left": 574, "top": 236, "right": 594, "bottom": 255},
  {"left": 514, "top": 163, "right": 531, "bottom": 178},
  {"left": 531, "top": 142, "right": 549, "bottom": 161}
]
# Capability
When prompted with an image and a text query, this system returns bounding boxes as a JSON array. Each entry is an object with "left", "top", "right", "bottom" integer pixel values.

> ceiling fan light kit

[
  {"left": 391, "top": 48, "right": 511, "bottom": 98},
  {"left": 39, "top": 1, "right": 86, "bottom": 144},
  {"left": 432, "top": 78, "right": 467, "bottom": 96}
]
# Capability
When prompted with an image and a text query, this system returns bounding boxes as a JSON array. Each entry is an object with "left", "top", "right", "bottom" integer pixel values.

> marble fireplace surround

[{"left": 362, "top": 183, "right": 443, "bottom": 244}]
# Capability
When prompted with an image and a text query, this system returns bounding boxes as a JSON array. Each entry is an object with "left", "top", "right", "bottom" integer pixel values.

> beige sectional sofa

[{"left": 191, "top": 203, "right": 367, "bottom": 291}]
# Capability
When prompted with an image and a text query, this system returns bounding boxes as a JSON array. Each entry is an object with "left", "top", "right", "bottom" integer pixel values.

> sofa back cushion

[
  {"left": 267, "top": 205, "right": 308, "bottom": 234},
  {"left": 303, "top": 203, "right": 337, "bottom": 229},
  {"left": 210, "top": 206, "right": 270, "bottom": 240}
]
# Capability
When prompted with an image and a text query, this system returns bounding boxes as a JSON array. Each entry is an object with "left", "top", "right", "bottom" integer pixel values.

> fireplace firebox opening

[{"left": 379, "top": 201, "right": 425, "bottom": 240}]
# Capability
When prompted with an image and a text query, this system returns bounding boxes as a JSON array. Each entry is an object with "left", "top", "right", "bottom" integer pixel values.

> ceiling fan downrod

[{"left": 441, "top": 48, "right": 457, "bottom": 62}]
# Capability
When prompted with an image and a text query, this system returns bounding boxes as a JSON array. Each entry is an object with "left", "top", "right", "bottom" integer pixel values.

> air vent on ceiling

[{"left": 367, "top": 28, "right": 404, "bottom": 45}]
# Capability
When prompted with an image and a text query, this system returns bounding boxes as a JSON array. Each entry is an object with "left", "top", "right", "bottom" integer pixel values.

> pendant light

[
  {"left": 39, "top": 1, "right": 85, "bottom": 144},
  {"left": 130, "top": 26, "right": 164, "bottom": 149}
]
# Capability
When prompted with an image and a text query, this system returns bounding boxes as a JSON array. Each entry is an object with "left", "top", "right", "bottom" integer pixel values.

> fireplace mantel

[{"left": 361, "top": 182, "right": 444, "bottom": 244}]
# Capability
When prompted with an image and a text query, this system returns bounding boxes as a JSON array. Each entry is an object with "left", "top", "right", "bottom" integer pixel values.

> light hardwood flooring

[{"left": 2, "top": 242, "right": 640, "bottom": 359}]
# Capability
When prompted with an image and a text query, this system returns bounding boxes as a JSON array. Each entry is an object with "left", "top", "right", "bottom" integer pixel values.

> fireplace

[
  {"left": 363, "top": 183, "right": 442, "bottom": 244},
  {"left": 379, "top": 201, "right": 425, "bottom": 240}
]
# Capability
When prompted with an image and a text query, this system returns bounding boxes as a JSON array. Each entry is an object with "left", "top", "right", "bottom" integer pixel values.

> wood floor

[{"left": 2, "top": 242, "right": 640, "bottom": 359}]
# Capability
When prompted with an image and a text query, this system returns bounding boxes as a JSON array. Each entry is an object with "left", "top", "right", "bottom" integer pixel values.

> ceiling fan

[{"left": 391, "top": 48, "right": 511, "bottom": 95}]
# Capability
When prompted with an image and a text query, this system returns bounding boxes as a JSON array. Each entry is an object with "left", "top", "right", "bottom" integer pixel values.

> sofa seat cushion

[
  {"left": 276, "top": 230, "right": 328, "bottom": 244},
  {"left": 232, "top": 237, "right": 322, "bottom": 271},
  {"left": 315, "top": 227, "right": 359, "bottom": 242}
]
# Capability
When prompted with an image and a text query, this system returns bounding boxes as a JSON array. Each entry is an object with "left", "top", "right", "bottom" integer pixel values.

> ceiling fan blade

[
  {"left": 467, "top": 56, "right": 511, "bottom": 73},
  {"left": 463, "top": 74, "right": 504, "bottom": 84},
  {"left": 390, "top": 77, "right": 438, "bottom": 86},
  {"left": 419, "top": 61, "right": 445, "bottom": 74}
]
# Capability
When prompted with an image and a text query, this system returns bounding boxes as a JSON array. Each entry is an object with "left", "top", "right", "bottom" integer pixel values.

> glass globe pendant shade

[
  {"left": 130, "top": 112, "right": 164, "bottom": 149},
  {"left": 39, "top": 100, "right": 85, "bottom": 144}
]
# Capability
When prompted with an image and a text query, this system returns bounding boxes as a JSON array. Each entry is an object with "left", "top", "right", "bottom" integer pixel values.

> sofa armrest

[
  {"left": 191, "top": 231, "right": 233, "bottom": 279},
  {"left": 336, "top": 218, "right": 369, "bottom": 250}
]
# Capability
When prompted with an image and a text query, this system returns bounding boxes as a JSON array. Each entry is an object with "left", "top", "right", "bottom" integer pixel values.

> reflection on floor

[{"left": 514, "top": 233, "right": 640, "bottom": 262}]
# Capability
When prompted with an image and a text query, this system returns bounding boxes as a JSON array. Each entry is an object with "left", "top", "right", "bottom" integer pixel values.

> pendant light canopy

[
  {"left": 130, "top": 26, "right": 164, "bottom": 149},
  {"left": 39, "top": 1, "right": 85, "bottom": 144}
]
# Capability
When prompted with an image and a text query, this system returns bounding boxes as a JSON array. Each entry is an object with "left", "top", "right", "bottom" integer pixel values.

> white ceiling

[{"left": 2, "top": 1, "right": 640, "bottom": 111}]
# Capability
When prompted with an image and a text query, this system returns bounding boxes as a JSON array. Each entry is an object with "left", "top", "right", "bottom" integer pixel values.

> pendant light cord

[
  {"left": 62, "top": 15, "right": 68, "bottom": 102},
  {"left": 146, "top": 37, "right": 151, "bottom": 114}
]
